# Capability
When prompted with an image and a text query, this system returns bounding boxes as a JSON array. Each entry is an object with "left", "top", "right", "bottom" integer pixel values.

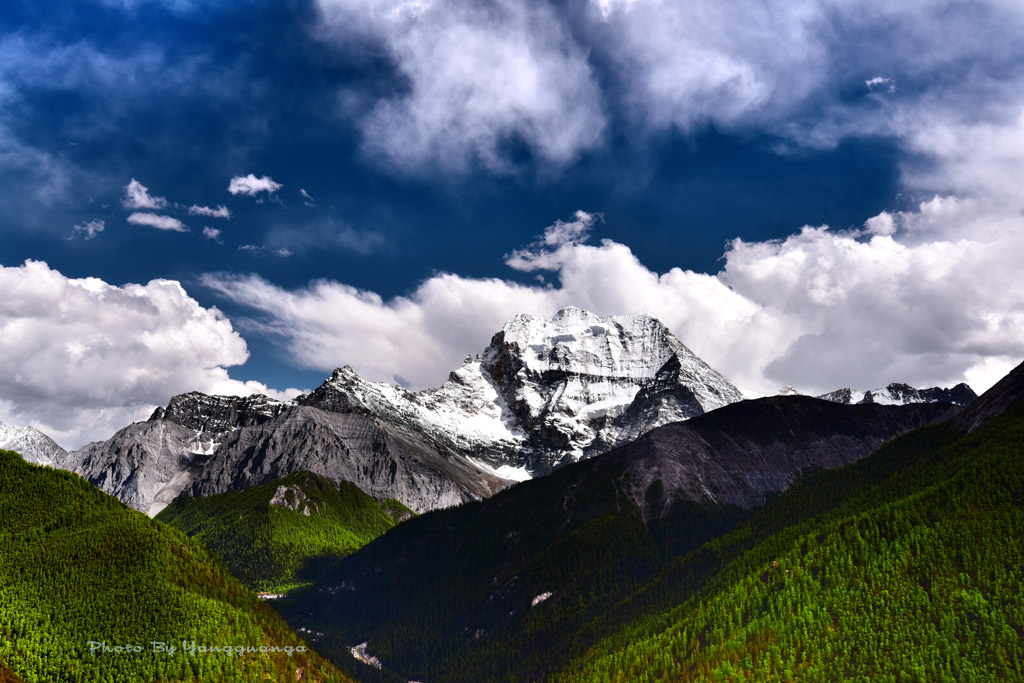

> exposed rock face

[
  {"left": 818, "top": 382, "right": 977, "bottom": 407},
  {"left": 72, "top": 420, "right": 201, "bottom": 514},
  {"left": 66, "top": 403, "right": 507, "bottom": 516},
  {"left": 0, "top": 421, "right": 68, "bottom": 467},
  {"left": 183, "top": 407, "right": 507, "bottom": 512},
  {"left": 151, "top": 392, "right": 288, "bottom": 433},
  {"left": 301, "top": 308, "right": 746, "bottom": 475}
]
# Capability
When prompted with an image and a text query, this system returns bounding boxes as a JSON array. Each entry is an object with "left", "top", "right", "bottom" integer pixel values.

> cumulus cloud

[
  {"left": 69, "top": 219, "right": 105, "bottom": 240},
  {"left": 228, "top": 174, "right": 282, "bottom": 196},
  {"left": 127, "top": 212, "right": 187, "bottom": 232},
  {"left": 505, "top": 210, "right": 600, "bottom": 270},
  {"left": 122, "top": 178, "right": 168, "bottom": 210},
  {"left": 299, "top": 188, "right": 315, "bottom": 205},
  {"left": 189, "top": 204, "right": 231, "bottom": 218},
  {"left": 202, "top": 226, "right": 222, "bottom": 242},
  {"left": 203, "top": 208, "right": 1024, "bottom": 400},
  {"left": 0, "top": 260, "right": 298, "bottom": 448},
  {"left": 314, "top": 0, "right": 606, "bottom": 173},
  {"left": 308, "top": 0, "right": 1024, "bottom": 185}
]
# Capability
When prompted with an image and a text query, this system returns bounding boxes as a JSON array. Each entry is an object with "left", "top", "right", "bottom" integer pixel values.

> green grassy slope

[
  {"left": 156, "top": 471, "right": 413, "bottom": 592},
  {"left": 556, "top": 404, "right": 1024, "bottom": 682},
  {"left": 0, "top": 449, "right": 351, "bottom": 683}
]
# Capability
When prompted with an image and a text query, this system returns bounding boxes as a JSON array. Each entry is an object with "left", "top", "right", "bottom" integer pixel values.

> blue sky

[{"left": 3, "top": 0, "right": 1024, "bottom": 446}]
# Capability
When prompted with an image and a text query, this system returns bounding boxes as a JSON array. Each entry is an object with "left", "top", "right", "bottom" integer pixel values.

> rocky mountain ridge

[
  {"left": 818, "top": 382, "right": 977, "bottom": 407},
  {"left": 5, "top": 308, "right": 980, "bottom": 518},
  {"left": 41, "top": 309, "right": 747, "bottom": 515}
]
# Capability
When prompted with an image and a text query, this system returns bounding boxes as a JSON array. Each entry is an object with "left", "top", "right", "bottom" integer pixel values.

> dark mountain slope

[
  {"left": 957, "top": 359, "right": 1024, "bottom": 432},
  {"left": 157, "top": 471, "right": 414, "bottom": 591},
  {"left": 277, "top": 397, "right": 954, "bottom": 682},
  {"left": 556, "top": 360, "right": 1024, "bottom": 682},
  {"left": 0, "top": 449, "right": 351, "bottom": 683}
]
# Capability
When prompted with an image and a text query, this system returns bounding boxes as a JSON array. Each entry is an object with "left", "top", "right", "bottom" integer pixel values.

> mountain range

[{"left": 0, "top": 308, "right": 974, "bottom": 518}]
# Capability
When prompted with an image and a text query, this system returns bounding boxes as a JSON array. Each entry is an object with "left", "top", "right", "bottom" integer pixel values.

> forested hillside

[
  {"left": 0, "top": 449, "right": 350, "bottom": 683},
  {"left": 556, "top": 381, "right": 1024, "bottom": 681},
  {"left": 157, "top": 471, "right": 413, "bottom": 591}
]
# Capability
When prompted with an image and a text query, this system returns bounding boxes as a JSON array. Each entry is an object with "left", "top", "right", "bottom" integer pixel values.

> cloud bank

[
  {"left": 204, "top": 205, "right": 1024, "bottom": 400},
  {"left": 0, "top": 260, "right": 298, "bottom": 449},
  {"left": 312, "top": 0, "right": 1024, "bottom": 178}
]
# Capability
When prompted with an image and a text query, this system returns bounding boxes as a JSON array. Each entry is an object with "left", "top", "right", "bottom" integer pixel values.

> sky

[{"left": 2, "top": 0, "right": 1024, "bottom": 448}]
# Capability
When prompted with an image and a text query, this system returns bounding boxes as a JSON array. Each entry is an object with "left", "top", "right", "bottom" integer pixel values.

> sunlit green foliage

[
  {"left": 556, "top": 405, "right": 1024, "bottom": 682},
  {"left": 157, "top": 471, "right": 413, "bottom": 592},
  {"left": 0, "top": 449, "right": 350, "bottom": 683}
]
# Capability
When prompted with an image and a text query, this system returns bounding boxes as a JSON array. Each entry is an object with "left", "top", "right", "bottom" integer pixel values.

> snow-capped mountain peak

[
  {"left": 818, "top": 382, "right": 977, "bottom": 407},
  {"left": 304, "top": 308, "right": 746, "bottom": 473},
  {"left": 0, "top": 420, "right": 68, "bottom": 467}
]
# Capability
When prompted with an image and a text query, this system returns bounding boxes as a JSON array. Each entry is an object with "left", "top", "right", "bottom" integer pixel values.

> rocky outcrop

[
  {"left": 184, "top": 407, "right": 507, "bottom": 512},
  {"left": 71, "top": 419, "right": 204, "bottom": 514}
]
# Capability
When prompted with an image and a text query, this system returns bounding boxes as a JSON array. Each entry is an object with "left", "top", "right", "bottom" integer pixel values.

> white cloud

[
  {"left": 127, "top": 212, "right": 187, "bottom": 232},
  {"left": 589, "top": 0, "right": 828, "bottom": 133},
  {"left": 309, "top": 0, "right": 1024, "bottom": 184},
  {"left": 239, "top": 244, "right": 292, "bottom": 257},
  {"left": 865, "top": 76, "right": 895, "bottom": 92},
  {"left": 299, "top": 188, "right": 315, "bottom": 205},
  {"left": 314, "top": 0, "right": 606, "bottom": 173},
  {"left": 505, "top": 210, "right": 600, "bottom": 270},
  {"left": 0, "top": 260, "right": 298, "bottom": 448},
  {"left": 189, "top": 204, "right": 231, "bottom": 218},
  {"left": 228, "top": 174, "right": 282, "bottom": 196},
  {"left": 202, "top": 226, "right": 222, "bottom": 242},
  {"left": 203, "top": 208, "right": 1024, "bottom": 401},
  {"left": 122, "top": 178, "right": 168, "bottom": 210},
  {"left": 69, "top": 219, "right": 105, "bottom": 240}
]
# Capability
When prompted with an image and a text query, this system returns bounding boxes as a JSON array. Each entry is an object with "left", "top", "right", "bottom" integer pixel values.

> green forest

[
  {"left": 554, "top": 403, "right": 1024, "bottom": 682},
  {"left": 156, "top": 471, "right": 412, "bottom": 592},
  {"left": 0, "top": 449, "right": 351, "bottom": 683}
]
